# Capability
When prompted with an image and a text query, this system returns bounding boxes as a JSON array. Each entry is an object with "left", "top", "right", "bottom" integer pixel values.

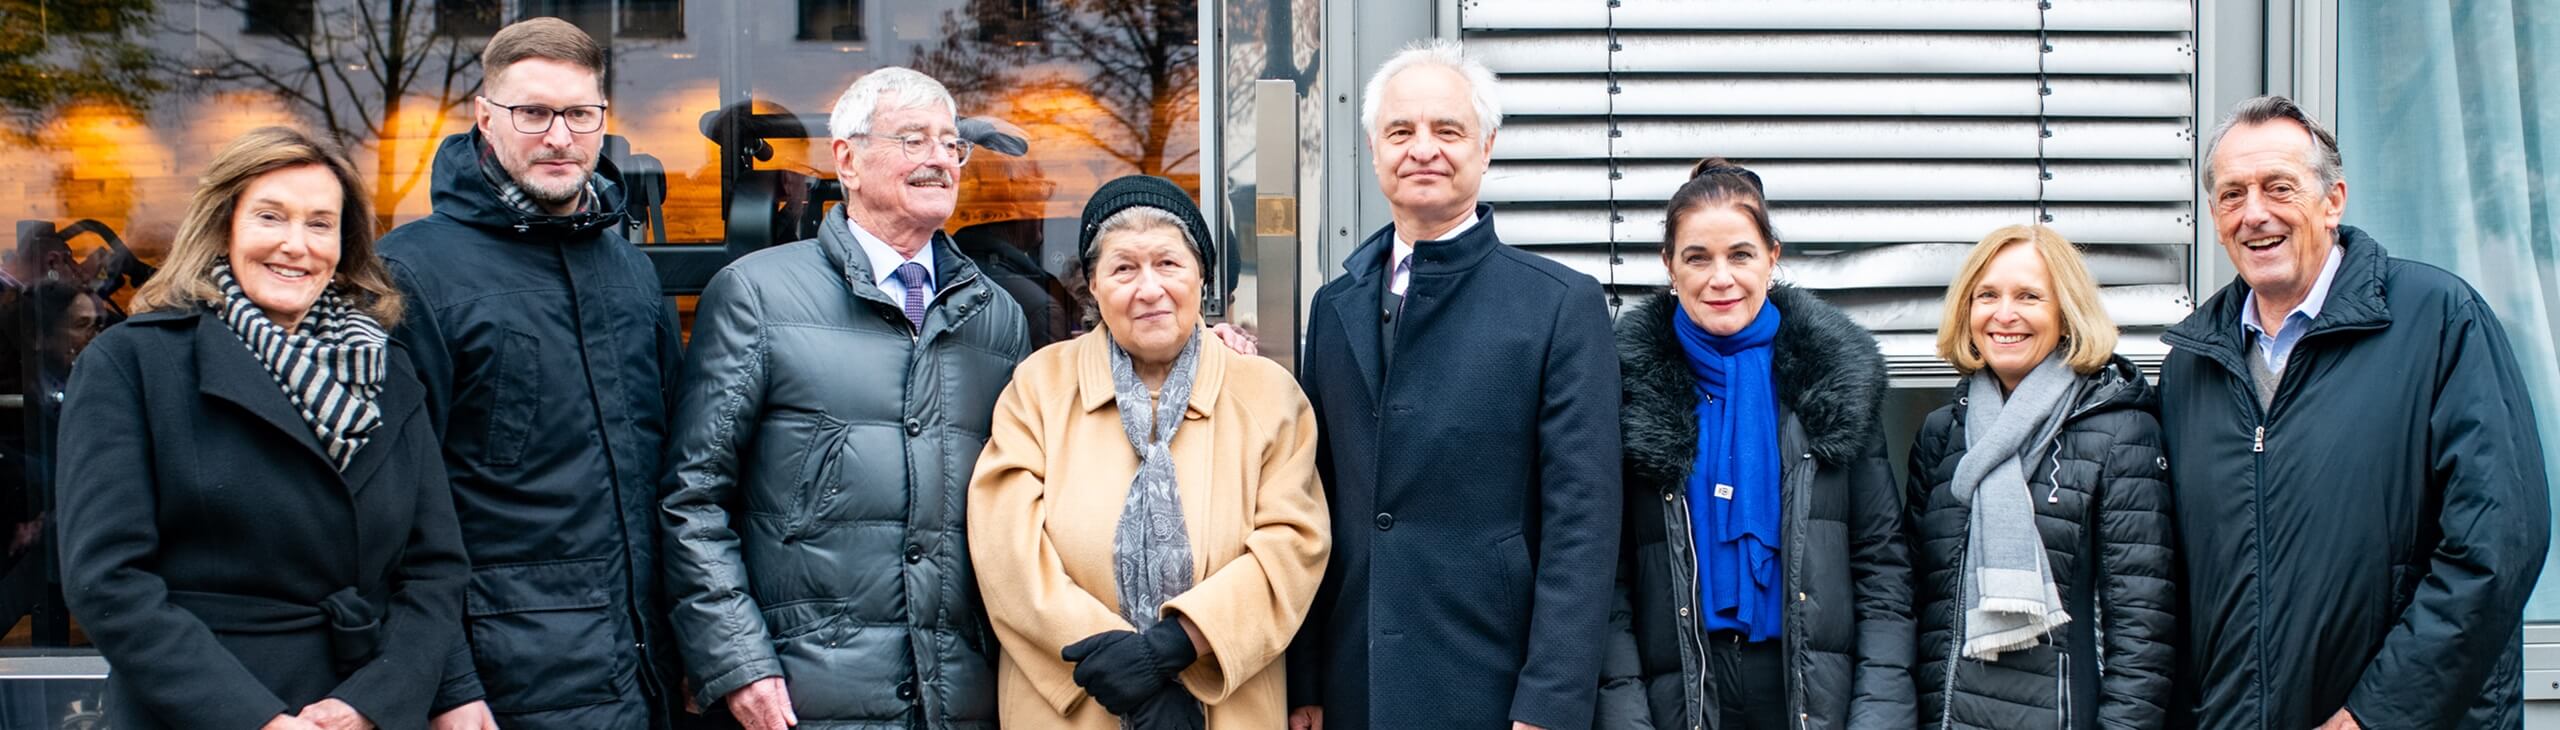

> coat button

[
  {"left": 905, "top": 418, "right": 924, "bottom": 436},
  {"left": 1798, "top": 591, "right": 1808, "bottom": 602},
  {"left": 905, "top": 544, "right": 925, "bottom": 563},
  {"left": 896, "top": 680, "right": 917, "bottom": 701},
  {"left": 1375, "top": 512, "right": 1395, "bottom": 531},
  {"left": 1678, "top": 607, "right": 1689, "bottom": 617}
]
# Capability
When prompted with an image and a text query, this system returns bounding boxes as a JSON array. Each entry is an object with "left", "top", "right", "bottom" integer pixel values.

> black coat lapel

[
  {"left": 336, "top": 354, "right": 425, "bottom": 493},
  {"left": 1331, "top": 241, "right": 1390, "bottom": 406},
  {"left": 194, "top": 316, "right": 335, "bottom": 470}
]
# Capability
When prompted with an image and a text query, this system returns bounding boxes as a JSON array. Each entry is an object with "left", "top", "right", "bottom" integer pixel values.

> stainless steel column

[{"left": 1253, "top": 79, "right": 1302, "bottom": 373}]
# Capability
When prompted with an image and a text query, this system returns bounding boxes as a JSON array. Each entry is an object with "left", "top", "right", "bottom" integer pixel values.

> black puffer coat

[
  {"left": 1905, "top": 355, "right": 2175, "bottom": 730},
  {"left": 1597, "top": 287, "right": 1914, "bottom": 730},
  {"left": 379, "top": 131, "right": 683, "bottom": 728},
  {"left": 660, "top": 210, "right": 1025, "bottom": 729}
]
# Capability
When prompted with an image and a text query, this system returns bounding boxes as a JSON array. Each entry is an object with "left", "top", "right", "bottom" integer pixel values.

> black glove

[
  {"left": 1124, "top": 686, "right": 1206, "bottom": 730},
  {"left": 1060, "top": 620, "right": 1200, "bottom": 716}
]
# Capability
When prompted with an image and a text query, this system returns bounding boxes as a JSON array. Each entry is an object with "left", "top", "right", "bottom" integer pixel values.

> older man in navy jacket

[
  {"left": 1285, "top": 39, "right": 1622, "bottom": 730},
  {"left": 2161, "top": 95, "right": 2550, "bottom": 730}
]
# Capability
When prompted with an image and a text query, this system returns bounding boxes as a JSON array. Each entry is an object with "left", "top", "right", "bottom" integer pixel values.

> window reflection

[
  {"left": 0, "top": 0, "right": 1201, "bottom": 675},
  {"left": 437, "top": 0, "right": 503, "bottom": 38},
  {"left": 241, "top": 0, "right": 317, "bottom": 38},
  {"left": 799, "top": 0, "right": 866, "bottom": 42}
]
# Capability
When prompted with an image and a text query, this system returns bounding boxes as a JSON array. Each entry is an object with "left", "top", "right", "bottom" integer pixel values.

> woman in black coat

[
  {"left": 1904, "top": 225, "right": 2175, "bottom": 729},
  {"left": 1597, "top": 159, "right": 1914, "bottom": 730},
  {"left": 56, "top": 126, "right": 467, "bottom": 730}
]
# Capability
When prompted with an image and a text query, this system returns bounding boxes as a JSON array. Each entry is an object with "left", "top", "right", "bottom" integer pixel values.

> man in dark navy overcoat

[{"left": 1285, "top": 38, "right": 1622, "bottom": 730}]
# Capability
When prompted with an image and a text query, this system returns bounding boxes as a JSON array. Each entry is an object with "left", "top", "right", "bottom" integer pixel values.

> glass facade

[{"left": 0, "top": 1, "right": 1202, "bottom": 721}]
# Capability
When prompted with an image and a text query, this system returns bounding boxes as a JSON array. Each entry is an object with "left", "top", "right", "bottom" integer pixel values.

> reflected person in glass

[
  {"left": 56, "top": 126, "right": 467, "bottom": 730},
  {"left": 1595, "top": 157, "right": 1911, "bottom": 730},
  {"left": 971, "top": 175, "right": 1330, "bottom": 730},
  {"left": 1905, "top": 224, "right": 2175, "bottom": 730}
]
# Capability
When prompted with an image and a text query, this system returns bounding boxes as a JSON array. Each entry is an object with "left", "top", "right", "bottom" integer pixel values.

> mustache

[
  {"left": 905, "top": 167, "right": 953, "bottom": 186},
  {"left": 530, "top": 147, "right": 589, "bottom": 164}
]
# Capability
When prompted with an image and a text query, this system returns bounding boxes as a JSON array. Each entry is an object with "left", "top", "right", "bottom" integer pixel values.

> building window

[
  {"left": 622, "top": 0, "right": 684, "bottom": 39},
  {"left": 436, "top": 0, "right": 503, "bottom": 38},
  {"left": 972, "top": 0, "right": 1041, "bottom": 46},
  {"left": 521, "top": 0, "right": 613, "bottom": 42},
  {"left": 241, "top": 0, "right": 316, "bottom": 37},
  {"left": 798, "top": 0, "right": 863, "bottom": 42}
]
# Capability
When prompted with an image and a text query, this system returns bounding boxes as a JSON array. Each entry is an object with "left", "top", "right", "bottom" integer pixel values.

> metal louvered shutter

[{"left": 1459, "top": 0, "right": 2198, "bottom": 382}]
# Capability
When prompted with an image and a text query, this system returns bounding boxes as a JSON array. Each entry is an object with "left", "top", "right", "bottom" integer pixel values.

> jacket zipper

[
  {"left": 1790, "top": 452, "right": 1812, "bottom": 730},
  {"left": 1672, "top": 492, "right": 1710, "bottom": 730},
  {"left": 899, "top": 265, "right": 979, "bottom": 721}
]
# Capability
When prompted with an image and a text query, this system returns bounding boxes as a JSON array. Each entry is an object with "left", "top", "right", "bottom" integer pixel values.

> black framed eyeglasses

[
  {"left": 482, "top": 97, "right": 609, "bottom": 134},
  {"left": 859, "top": 133, "right": 974, "bottom": 165}
]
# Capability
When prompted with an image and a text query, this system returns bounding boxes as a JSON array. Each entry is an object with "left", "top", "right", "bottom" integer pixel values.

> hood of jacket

[
  {"left": 1620, "top": 284, "right": 1887, "bottom": 489},
  {"left": 425, "top": 130, "right": 629, "bottom": 239}
]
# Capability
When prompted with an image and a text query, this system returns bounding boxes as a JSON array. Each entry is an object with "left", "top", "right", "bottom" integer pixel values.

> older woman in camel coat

[{"left": 970, "top": 175, "right": 1329, "bottom": 730}]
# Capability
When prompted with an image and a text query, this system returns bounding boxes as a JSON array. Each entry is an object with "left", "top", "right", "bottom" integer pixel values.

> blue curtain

[{"left": 2339, "top": 0, "right": 2560, "bottom": 619}]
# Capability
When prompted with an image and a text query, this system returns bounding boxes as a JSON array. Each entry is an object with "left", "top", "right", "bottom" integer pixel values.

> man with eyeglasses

[
  {"left": 656, "top": 66, "right": 1023, "bottom": 730},
  {"left": 377, "top": 18, "right": 684, "bottom": 730}
]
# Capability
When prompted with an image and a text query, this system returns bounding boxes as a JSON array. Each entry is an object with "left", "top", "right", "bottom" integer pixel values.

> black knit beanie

[{"left": 1076, "top": 175, "right": 1215, "bottom": 277}]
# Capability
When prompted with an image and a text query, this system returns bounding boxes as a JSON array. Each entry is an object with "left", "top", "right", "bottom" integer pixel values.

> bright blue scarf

[{"left": 1672, "top": 301, "right": 1785, "bottom": 641}]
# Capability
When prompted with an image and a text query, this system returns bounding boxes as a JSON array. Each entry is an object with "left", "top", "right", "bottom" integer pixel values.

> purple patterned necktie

[{"left": 893, "top": 261, "right": 929, "bottom": 334}]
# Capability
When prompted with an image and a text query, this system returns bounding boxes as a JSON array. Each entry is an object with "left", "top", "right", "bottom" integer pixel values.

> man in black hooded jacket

[
  {"left": 377, "top": 19, "right": 682, "bottom": 730},
  {"left": 2161, "top": 95, "right": 2549, "bottom": 730}
]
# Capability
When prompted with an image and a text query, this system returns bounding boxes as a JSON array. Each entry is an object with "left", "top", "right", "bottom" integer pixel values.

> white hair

[
  {"left": 827, "top": 67, "right": 958, "bottom": 140},
  {"left": 1360, "top": 38, "right": 1503, "bottom": 144}
]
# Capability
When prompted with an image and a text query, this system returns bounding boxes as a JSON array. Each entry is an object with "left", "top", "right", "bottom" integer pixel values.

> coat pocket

[
  {"left": 465, "top": 557, "right": 623, "bottom": 713},
  {"left": 483, "top": 329, "right": 542, "bottom": 466},
  {"left": 1496, "top": 532, "right": 1533, "bottom": 625},
  {"left": 782, "top": 416, "right": 857, "bottom": 540}
]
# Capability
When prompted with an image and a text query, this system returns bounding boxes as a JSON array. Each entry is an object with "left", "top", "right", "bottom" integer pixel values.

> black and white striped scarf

[{"left": 213, "top": 259, "right": 388, "bottom": 470}]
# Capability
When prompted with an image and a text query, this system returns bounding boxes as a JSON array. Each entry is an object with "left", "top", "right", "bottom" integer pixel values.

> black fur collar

[{"left": 1617, "top": 285, "right": 1888, "bottom": 490}]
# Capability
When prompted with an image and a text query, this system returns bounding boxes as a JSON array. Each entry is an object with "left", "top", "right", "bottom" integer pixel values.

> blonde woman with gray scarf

[{"left": 1905, "top": 224, "right": 2178, "bottom": 730}]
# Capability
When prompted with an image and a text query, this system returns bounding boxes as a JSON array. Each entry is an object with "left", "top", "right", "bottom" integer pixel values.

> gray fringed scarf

[
  {"left": 213, "top": 259, "right": 388, "bottom": 470},
  {"left": 1109, "top": 330, "right": 1202, "bottom": 633},
  {"left": 1950, "top": 351, "right": 2075, "bottom": 660}
]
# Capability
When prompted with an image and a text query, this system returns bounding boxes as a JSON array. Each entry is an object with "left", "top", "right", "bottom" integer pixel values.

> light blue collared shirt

[
  {"left": 848, "top": 214, "right": 936, "bottom": 303},
  {"left": 2240, "top": 244, "right": 2344, "bottom": 376}
]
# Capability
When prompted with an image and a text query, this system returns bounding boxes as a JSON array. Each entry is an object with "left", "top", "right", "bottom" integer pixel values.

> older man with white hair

[
  {"left": 659, "top": 66, "right": 1026, "bottom": 730},
  {"left": 1286, "top": 39, "right": 1623, "bottom": 730}
]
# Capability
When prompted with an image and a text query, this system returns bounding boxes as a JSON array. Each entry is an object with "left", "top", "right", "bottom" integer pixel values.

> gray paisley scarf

[
  {"left": 1109, "top": 330, "right": 1202, "bottom": 633},
  {"left": 212, "top": 259, "right": 388, "bottom": 470}
]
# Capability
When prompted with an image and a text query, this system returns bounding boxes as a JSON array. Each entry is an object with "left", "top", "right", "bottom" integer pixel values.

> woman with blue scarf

[
  {"left": 1596, "top": 158, "right": 1914, "bottom": 730},
  {"left": 1904, "top": 225, "right": 2174, "bottom": 729}
]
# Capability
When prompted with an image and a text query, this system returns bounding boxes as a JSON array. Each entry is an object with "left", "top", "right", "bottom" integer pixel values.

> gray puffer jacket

[
  {"left": 1905, "top": 355, "right": 2176, "bottom": 730},
  {"left": 660, "top": 211, "right": 1026, "bottom": 729}
]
